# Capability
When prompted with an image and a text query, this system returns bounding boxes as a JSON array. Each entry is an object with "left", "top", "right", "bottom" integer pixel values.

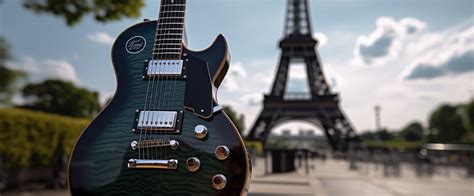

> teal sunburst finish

[{"left": 68, "top": 21, "right": 251, "bottom": 196}]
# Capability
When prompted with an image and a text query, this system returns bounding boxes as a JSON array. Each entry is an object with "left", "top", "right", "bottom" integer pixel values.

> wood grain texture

[{"left": 68, "top": 21, "right": 250, "bottom": 196}]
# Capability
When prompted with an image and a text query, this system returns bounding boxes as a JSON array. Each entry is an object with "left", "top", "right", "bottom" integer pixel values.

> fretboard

[{"left": 153, "top": 0, "right": 187, "bottom": 60}]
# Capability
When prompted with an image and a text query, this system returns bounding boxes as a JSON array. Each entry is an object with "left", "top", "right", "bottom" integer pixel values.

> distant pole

[{"left": 374, "top": 105, "right": 381, "bottom": 131}]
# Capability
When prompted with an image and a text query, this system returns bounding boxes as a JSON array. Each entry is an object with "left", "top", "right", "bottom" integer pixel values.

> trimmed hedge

[
  {"left": 0, "top": 108, "right": 88, "bottom": 169},
  {"left": 363, "top": 140, "right": 424, "bottom": 149}
]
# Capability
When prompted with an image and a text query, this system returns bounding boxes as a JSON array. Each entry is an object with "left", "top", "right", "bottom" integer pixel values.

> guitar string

[
  {"left": 138, "top": 5, "right": 162, "bottom": 160},
  {"left": 156, "top": 0, "right": 173, "bottom": 179},
  {"left": 163, "top": 0, "right": 177, "bottom": 161},
  {"left": 163, "top": 0, "right": 184, "bottom": 161},
  {"left": 170, "top": 0, "right": 186, "bottom": 160},
  {"left": 161, "top": 0, "right": 174, "bottom": 161},
  {"left": 165, "top": 0, "right": 182, "bottom": 161},
  {"left": 156, "top": 0, "right": 179, "bottom": 161},
  {"left": 145, "top": 1, "right": 167, "bottom": 160},
  {"left": 160, "top": 1, "right": 172, "bottom": 161},
  {"left": 151, "top": 0, "right": 171, "bottom": 160}
]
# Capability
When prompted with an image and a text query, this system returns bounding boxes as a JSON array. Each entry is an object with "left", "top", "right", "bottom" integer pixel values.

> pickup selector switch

[
  {"left": 215, "top": 145, "right": 230, "bottom": 160},
  {"left": 194, "top": 125, "right": 208, "bottom": 139},
  {"left": 212, "top": 174, "right": 227, "bottom": 190},
  {"left": 186, "top": 157, "right": 200, "bottom": 172}
]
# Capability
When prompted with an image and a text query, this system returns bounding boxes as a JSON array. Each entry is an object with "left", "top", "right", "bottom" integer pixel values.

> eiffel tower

[{"left": 246, "top": 0, "right": 358, "bottom": 150}]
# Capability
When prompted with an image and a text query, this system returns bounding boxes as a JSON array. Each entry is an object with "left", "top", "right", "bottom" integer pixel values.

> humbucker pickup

[
  {"left": 132, "top": 110, "right": 184, "bottom": 133},
  {"left": 143, "top": 60, "right": 185, "bottom": 79}
]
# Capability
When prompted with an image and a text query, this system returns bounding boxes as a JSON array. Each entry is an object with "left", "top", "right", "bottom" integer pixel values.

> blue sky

[{"left": 1, "top": 0, "right": 473, "bottom": 134}]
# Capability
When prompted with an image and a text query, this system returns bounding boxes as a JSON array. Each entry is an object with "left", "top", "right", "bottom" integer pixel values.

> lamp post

[{"left": 374, "top": 105, "right": 381, "bottom": 132}]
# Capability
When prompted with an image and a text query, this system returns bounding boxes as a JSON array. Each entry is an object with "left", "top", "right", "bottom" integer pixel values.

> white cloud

[
  {"left": 6, "top": 57, "right": 79, "bottom": 83},
  {"left": 354, "top": 17, "right": 426, "bottom": 65},
  {"left": 314, "top": 32, "right": 328, "bottom": 48},
  {"left": 229, "top": 61, "right": 247, "bottom": 77},
  {"left": 289, "top": 63, "right": 308, "bottom": 80},
  {"left": 221, "top": 61, "right": 247, "bottom": 92},
  {"left": 87, "top": 32, "right": 115, "bottom": 45},
  {"left": 240, "top": 93, "right": 263, "bottom": 106},
  {"left": 322, "top": 18, "right": 473, "bottom": 131},
  {"left": 403, "top": 26, "right": 474, "bottom": 80}
]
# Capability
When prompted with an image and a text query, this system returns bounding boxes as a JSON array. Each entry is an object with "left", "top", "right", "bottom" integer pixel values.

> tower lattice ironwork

[{"left": 246, "top": 0, "right": 358, "bottom": 150}]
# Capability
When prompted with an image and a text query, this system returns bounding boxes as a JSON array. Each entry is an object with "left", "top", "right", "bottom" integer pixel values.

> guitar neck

[{"left": 154, "top": 0, "right": 187, "bottom": 60}]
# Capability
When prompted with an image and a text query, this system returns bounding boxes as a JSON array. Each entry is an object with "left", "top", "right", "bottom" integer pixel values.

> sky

[{"left": 1, "top": 0, "right": 473, "bottom": 135}]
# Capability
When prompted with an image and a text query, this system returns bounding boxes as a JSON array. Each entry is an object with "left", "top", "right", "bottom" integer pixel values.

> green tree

[
  {"left": 400, "top": 121, "right": 424, "bottom": 141},
  {"left": 376, "top": 129, "right": 394, "bottom": 141},
  {"left": 223, "top": 105, "right": 245, "bottom": 135},
  {"left": 0, "top": 36, "right": 26, "bottom": 105},
  {"left": 23, "top": 0, "right": 145, "bottom": 26},
  {"left": 457, "top": 100, "right": 474, "bottom": 142},
  {"left": 429, "top": 104, "right": 466, "bottom": 142},
  {"left": 460, "top": 100, "right": 474, "bottom": 131},
  {"left": 21, "top": 79, "right": 100, "bottom": 117},
  {"left": 359, "top": 131, "right": 377, "bottom": 141}
]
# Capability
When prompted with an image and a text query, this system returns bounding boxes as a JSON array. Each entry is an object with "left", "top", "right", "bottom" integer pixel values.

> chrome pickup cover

[
  {"left": 137, "top": 111, "right": 177, "bottom": 130},
  {"left": 146, "top": 60, "right": 183, "bottom": 77}
]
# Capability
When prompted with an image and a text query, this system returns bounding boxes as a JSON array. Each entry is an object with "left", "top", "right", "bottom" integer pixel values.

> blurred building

[{"left": 267, "top": 129, "right": 329, "bottom": 150}]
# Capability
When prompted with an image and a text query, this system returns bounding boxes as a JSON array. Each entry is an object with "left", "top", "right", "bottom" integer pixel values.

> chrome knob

[
  {"left": 168, "top": 159, "right": 177, "bottom": 167},
  {"left": 170, "top": 140, "right": 179, "bottom": 150},
  {"left": 186, "top": 157, "right": 201, "bottom": 172},
  {"left": 194, "top": 125, "right": 208, "bottom": 139},
  {"left": 131, "top": 141, "right": 138, "bottom": 150},
  {"left": 212, "top": 174, "right": 227, "bottom": 190},
  {"left": 215, "top": 145, "right": 230, "bottom": 160}
]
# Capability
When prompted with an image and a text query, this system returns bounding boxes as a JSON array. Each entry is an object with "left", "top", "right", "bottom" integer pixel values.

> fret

[
  {"left": 160, "top": 10, "right": 185, "bottom": 13},
  {"left": 156, "top": 28, "right": 183, "bottom": 31},
  {"left": 155, "top": 43, "right": 182, "bottom": 46},
  {"left": 153, "top": 53, "right": 181, "bottom": 57},
  {"left": 158, "top": 16, "right": 184, "bottom": 22},
  {"left": 155, "top": 41, "right": 182, "bottom": 45},
  {"left": 160, "top": 6, "right": 186, "bottom": 11},
  {"left": 156, "top": 30, "right": 184, "bottom": 34},
  {"left": 159, "top": 17, "right": 184, "bottom": 19},
  {"left": 159, "top": 12, "right": 185, "bottom": 18},
  {"left": 154, "top": 45, "right": 182, "bottom": 50},
  {"left": 157, "top": 25, "right": 184, "bottom": 29},
  {"left": 155, "top": 37, "right": 182, "bottom": 41},
  {"left": 158, "top": 23, "right": 184, "bottom": 25},
  {"left": 161, "top": 0, "right": 186, "bottom": 3},
  {"left": 158, "top": 19, "right": 184, "bottom": 24},
  {"left": 156, "top": 33, "right": 183, "bottom": 36},
  {"left": 155, "top": 36, "right": 183, "bottom": 40},
  {"left": 162, "top": 4, "right": 186, "bottom": 7},
  {"left": 156, "top": 38, "right": 182, "bottom": 41},
  {"left": 155, "top": 48, "right": 181, "bottom": 51},
  {"left": 155, "top": 52, "right": 181, "bottom": 55}
]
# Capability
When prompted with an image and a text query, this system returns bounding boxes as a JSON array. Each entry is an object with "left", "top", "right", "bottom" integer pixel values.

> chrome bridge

[
  {"left": 143, "top": 60, "right": 185, "bottom": 79},
  {"left": 128, "top": 159, "right": 178, "bottom": 169},
  {"left": 131, "top": 139, "right": 179, "bottom": 150},
  {"left": 133, "top": 110, "right": 183, "bottom": 133}
]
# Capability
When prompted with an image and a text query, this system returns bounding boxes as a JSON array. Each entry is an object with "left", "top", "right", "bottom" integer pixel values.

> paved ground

[
  {"left": 2, "top": 159, "right": 473, "bottom": 195},
  {"left": 248, "top": 158, "right": 474, "bottom": 196}
]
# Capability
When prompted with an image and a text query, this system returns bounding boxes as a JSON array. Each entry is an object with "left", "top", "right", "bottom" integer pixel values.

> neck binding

[{"left": 153, "top": 0, "right": 187, "bottom": 60}]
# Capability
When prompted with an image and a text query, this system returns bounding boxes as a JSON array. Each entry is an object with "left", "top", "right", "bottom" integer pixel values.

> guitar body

[{"left": 68, "top": 21, "right": 251, "bottom": 195}]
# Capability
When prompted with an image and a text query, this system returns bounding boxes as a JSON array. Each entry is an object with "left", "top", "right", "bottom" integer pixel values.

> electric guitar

[{"left": 68, "top": 0, "right": 251, "bottom": 195}]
